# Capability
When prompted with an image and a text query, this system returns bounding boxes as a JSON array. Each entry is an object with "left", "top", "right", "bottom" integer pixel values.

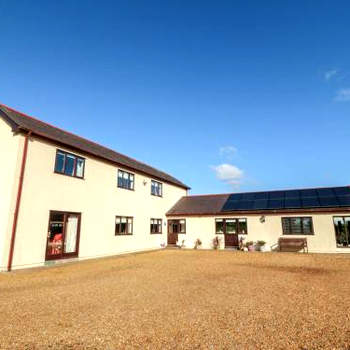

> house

[{"left": 1, "top": 104, "right": 349, "bottom": 271}]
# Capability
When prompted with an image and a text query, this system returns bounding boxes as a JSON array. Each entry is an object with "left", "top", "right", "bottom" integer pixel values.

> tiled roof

[
  {"left": 167, "top": 194, "right": 230, "bottom": 215},
  {"left": 0, "top": 104, "right": 190, "bottom": 189}
]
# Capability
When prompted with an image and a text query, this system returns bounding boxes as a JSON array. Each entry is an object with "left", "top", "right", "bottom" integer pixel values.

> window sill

[
  {"left": 151, "top": 194, "right": 163, "bottom": 198},
  {"left": 117, "top": 186, "right": 135, "bottom": 191},
  {"left": 54, "top": 171, "right": 84, "bottom": 180},
  {"left": 150, "top": 232, "right": 162, "bottom": 235},
  {"left": 115, "top": 233, "right": 133, "bottom": 236}
]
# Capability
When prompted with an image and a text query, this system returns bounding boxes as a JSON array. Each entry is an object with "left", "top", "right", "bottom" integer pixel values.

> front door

[
  {"left": 224, "top": 219, "right": 239, "bottom": 247},
  {"left": 168, "top": 220, "right": 179, "bottom": 245},
  {"left": 46, "top": 211, "right": 81, "bottom": 261}
]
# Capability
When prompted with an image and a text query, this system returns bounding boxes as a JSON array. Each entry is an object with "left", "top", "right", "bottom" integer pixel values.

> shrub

[
  {"left": 194, "top": 238, "right": 202, "bottom": 249},
  {"left": 213, "top": 236, "right": 220, "bottom": 250}
]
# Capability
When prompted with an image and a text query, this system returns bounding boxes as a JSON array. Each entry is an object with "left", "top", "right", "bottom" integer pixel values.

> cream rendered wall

[
  {"left": 0, "top": 119, "right": 23, "bottom": 270},
  {"left": 168, "top": 212, "right": 350, "bottom": 253},
  {"left": 10, "top": 135, "right": 186, "bottom": 270}
]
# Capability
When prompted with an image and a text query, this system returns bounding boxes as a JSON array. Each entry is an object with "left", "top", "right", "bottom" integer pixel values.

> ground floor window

[
  {"left": 115, "top": 216, "right": 133, "bottom": 235},
  {"left": 150, "top": 219, "right": 162, "bottom": 234},
  {"left": 215, "top": 218, "right": 247, "bottom": 234},
  {"left": 282, "top": 217, "right": 313, "bottom": 235},
  {"left": 333, "top": 217, "right": 350, "bottom": 247}
]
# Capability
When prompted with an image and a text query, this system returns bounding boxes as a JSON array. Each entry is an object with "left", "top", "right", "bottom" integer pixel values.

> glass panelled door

[
  {"left": 46, "top": 211, "right": 81, "bottom": 260},
  {"left": 333, "top": 216, "right": 350, "bottom": 247}
]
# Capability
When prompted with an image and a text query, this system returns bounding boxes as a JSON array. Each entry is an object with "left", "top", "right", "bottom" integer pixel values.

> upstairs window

[
  {"left": 118, "top": 170, "right": 134, "bottom": 190},
  {"left": 151, "top": 180, "right": 163, "bottom": 197},
  {"left": 150, "top": 219, "right": 162, "bottom": 234},
  {"left": 115, "top": 216, "right": 133, "bottom": 235},
  {"left": 282, "top": 217, "right": 314, "bottom": 235},
  {"left": 55, "top": 150, "right": 85, "bottom": 178}
]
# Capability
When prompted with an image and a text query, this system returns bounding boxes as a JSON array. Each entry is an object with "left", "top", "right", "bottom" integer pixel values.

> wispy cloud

[
  {"left": 325, "top": 69, "right": 338, "bottom": 81},
  {"left": 334, "top": 88, "right": 350, "bottom": 102},
  {"left": 219, "top": 146, "right": 237, "bottom": 160},
  {"left": 212, "top": 163, "right": 244, "bottom": 186}
]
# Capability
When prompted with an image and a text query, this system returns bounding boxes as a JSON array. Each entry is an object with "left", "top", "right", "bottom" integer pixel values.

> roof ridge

[{"left": 0, "top": 102, "right": 189, "bottom": 189}]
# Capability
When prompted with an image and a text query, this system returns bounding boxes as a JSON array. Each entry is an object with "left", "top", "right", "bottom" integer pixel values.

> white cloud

[
  {"left": 212, "top": 163, "right": 244, "bottom": 186},
  {"left": 334, "top": 88, "right": 350, "bottom": 102},
  {"left": 325, "top": 69, "right": 338, "bottom": 81},
  {"left": 219, "top": 146, "right": 237, "bottom": 160}
]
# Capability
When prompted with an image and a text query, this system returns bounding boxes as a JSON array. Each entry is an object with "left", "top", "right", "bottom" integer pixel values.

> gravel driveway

[{"left": 0, "top": 250, "right": 349, "bottom": 349}]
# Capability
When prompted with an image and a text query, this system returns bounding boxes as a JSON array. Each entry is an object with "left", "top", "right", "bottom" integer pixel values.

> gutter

[{"left": 7, "top": 130, "right": 31, "bottom": 271}]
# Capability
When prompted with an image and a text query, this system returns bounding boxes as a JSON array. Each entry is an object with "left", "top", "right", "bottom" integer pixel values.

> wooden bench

[{"left": 278, "top": 237, "right": 308, "bottom": 253}]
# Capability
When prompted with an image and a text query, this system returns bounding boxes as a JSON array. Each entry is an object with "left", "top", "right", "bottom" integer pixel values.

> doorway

[
  {"left": 46, "top": 211, "right": 81, "bottom": 261},
  {"left": 168, "top": 219, "right": 186, "bottom": 245}
]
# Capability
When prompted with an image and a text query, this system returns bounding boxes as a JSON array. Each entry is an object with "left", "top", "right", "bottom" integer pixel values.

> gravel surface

[{"left": 0, "top": 250, "right": 349, "bottom": 349}]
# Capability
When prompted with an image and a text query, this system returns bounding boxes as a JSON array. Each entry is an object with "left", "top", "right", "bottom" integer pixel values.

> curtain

[{"left": 65, "top": 215, "right": 78, "bottom": 253}]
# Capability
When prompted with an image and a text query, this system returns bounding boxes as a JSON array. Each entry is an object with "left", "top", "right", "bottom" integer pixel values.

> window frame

[
  {"left": 151, "top": 180, "right": 163, "bottom": 197},
  {"left": 117, "top": 169, "right": 135, "bottom": 191},
  {"left": 54, "top": 149, "right": 85, "bottom": 179},
  {"left": 115, "top": 216, "right": 133, "bottom": 236},
  {"left": 281, "top": 217, "right": 314, "bottom": 235},
  {"left": 150, "top": 218, "right": 162, "bottom": 234},
  {"left": 333, "top": 216, "right": 350, "bottom": 248},
  {"left": 215, "top": 218, "right": 248, "bottom": 234},
  {"left": 168, "top": 219, "right": 186, "bottom": 234}
]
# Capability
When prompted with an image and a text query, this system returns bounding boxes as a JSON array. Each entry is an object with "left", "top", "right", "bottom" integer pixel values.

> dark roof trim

[
  {"left": 166, "top": 206, "right": 350, "bottom": 217},
  {"left": 0, "top": 103, "right": 190, "bottom": 190}
]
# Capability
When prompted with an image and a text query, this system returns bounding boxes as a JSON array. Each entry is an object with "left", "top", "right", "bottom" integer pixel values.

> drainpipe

[{"left": 7, "top": 130, "right": 31, "bottom": 272}]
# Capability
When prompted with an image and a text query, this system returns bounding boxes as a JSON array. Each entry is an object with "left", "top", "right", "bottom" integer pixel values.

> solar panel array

[{"left": 221, "top": 186, "right": 350, "bottom": 212}]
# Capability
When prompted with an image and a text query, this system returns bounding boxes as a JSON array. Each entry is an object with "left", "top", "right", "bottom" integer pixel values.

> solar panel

[
  {"left": 284, "top": 190, "right": 300, "bottom": 198},
  {"left": 319, "top": 197, "right": 339, "bottom": 207},
  {"left": 236, "top": 201, "right": 254, "bottom": 210},
  {"left": 338, "top": 196, "right": 350, "bottom": 206},
  {"left": 253, "top": 200, "right": 268, "bottom": 209},
  {"left": 300, "top": 189, "right": 318, "bottom": 198},
  {"left": 254, "top": 192, "right": 269, "bottom": 200},
  {"left": 269, "top": 191, "right": 285, "bottom": 199},
  {"left": 241, "top": 192, "right": 256, "bottom": 200},
  {"left": 317, "top": 188, "right": 334, "bottom": 197},
  {"left": 284, "top": 198, "right": 301, "bottom": 208},
  {"left": 221, "top": 186, "right": 350, "bottom": 212},
  {"left": 334, "top": 187, "right": 350, "bottom": 196},
  {"left": 268, "top": 199, "right": 284, "bottom": 209},
  {"left": 301, "top": 198, "right": 320, "bottom": 208}
]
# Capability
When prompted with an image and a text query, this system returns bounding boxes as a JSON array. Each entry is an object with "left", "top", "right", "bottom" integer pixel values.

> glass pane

[
  {"left": 238, "top": 219, "right": 247, "bottom": 234},
  {"left": 116, "top": 217, "right": 121, "bottom": 224},
  {"left": 290, "top": 218, "right": 302, "bottom": 234},
  {"left": 64, "top": 215, "right": 78, "bottom": 253},
  {"left": 76, "top": 158, "right": 84, "bottom": 177},
  {"left": 282, "top": 218, "right": 291, "bottom": 234},
  {"left": 334, "top": 217, "right": 347, "bottom": 246},
  {"left": 216, "top": 219, "right": 224, "bottom": 233},
  {"left": 225, "top": 219, "right": 237, "bottom": 234},
  {"left": 128, "top": 221, "right": 132, "bottom": 233},
  {"left": 302, "top": 218, "right": 312, "bottom": 234},
  {"left": 55, "top": 152, "right": 65, "bottom": 173},
  {"left": 64, "top": 155, "right": 75, "bottom": 176}
]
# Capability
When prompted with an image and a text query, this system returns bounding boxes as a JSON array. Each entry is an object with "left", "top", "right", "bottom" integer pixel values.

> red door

[
  {"left": 168, "top": 220, "right": 179, "bottom": 245},
  {"left": 224, "top": 219, "right": 239, "bottom": 247},
  {"left": 46, "top": 211, "right": 81, "bottom": 261}
]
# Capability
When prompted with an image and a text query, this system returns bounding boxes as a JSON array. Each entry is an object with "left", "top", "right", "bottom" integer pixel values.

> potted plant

[
  {"left": 246, "top": 241, "right": 255, "bottom": 251},
  {"left": 194, "top": 238, "right": 202, "bottom": 249},
  {"left": 212, "top": 236, "right": 221, "bottom": 250},
  {"left": 256, "top": 240, "right": 266, "bottom": 252}
]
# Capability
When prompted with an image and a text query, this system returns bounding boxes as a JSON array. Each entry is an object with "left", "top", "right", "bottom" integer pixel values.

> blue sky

[{"left": 1, "top": 1, "right": 350, "bottom": 194}]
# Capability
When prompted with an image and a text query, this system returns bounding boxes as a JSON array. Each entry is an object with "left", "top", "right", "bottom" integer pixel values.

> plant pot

[{"left": 248, "top": 245, "right": 255, "bottom": 252}]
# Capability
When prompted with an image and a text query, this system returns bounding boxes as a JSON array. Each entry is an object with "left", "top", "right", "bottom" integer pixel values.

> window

[
  {"left": 215, "top": 218, "right": 247, "bottom": 234},
  {"left": 282, "top": 217, "right": 314, "bottom": 235},
  {"left": 151, "top": 180, "right": 162, "bottom": 197},
  {"left": 168, "top": 219, "right": 186, "bottom": 233},
  {"left": 118, "top": 170, "right": 134, "bottom": 190},
  {"left": 150, "top": 219, "right": 162, "bottom": 234},
  {"left": 54, "top": 150, "right": 85, "bottom": 178},
  {"left": 333, "top": 217, "right": 350, "bottom": 247},
  {"left": 115, "top": 216, "right": 133, "bottom": 235}
]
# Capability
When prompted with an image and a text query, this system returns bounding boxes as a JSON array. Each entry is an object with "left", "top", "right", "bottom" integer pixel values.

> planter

[
  {"left": 260, "top": 245, "right": 270, "bottom": 252},
  {"left": 248, "top": 245, "right": 255, "bottom": 252}
]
